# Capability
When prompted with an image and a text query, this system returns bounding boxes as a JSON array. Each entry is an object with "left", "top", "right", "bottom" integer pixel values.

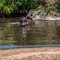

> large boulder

[
  {"left": 26, "top": 10, "right": 37, "bottom": 18},
  {"left": 27, "top": 9, "right": 47, "bottom": 20}
]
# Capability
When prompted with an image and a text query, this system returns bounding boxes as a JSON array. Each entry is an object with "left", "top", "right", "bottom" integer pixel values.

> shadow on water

[{"left": 0, "top": 18, "right": 60, "bottom": 49}]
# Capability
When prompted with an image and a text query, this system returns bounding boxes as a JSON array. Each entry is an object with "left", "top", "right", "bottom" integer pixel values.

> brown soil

[{"left": 0, "top": 47, "right": 60, "bottom": 60}]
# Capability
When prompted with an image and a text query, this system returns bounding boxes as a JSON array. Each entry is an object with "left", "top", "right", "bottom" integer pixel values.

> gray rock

[
  {"left": 38, "top": 12, "right": 47, "bottom": 17},
  {"left": 27, "top": 9, "right": 47, "bottom": 20}
]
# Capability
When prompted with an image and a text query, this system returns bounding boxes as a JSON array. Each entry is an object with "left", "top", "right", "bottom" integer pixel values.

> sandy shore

[{"left": 0, "top": 47, "right": 60, "bottom": 60}]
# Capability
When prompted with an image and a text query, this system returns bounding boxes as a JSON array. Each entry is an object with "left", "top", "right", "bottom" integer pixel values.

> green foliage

[
  {"left": 3, "top": 6, "right": 13, "bottom": 14},
  {"left": 53, "top": 0, "right": 55, "bottom": 1},
  {"left": 16, "top": 1, "right": 22, "bottom": 7},
  {"left": 0, "top": 0, "right": 38, "bottom": 14},
  {"left": 16, "top": 0, "right": 37, "bottom": 9},
  {"left": 0, "top": 0, "right": 59, "bottom": 15},
  {"left": 37, "top": 0, "right": 43, "bottom": 2},
  {"left": 0, "top": 0, "right": 14, "bottom": 14}
]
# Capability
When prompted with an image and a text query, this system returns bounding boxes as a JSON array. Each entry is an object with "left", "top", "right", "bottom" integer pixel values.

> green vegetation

[
  {"left": 0, "top": 0, "right": 14, "bottom": 14},
  {"left": 0, "top": 0, "right": 59, "bottom": 16},
  {"left": 0, "top": 0, "right": 38, "bottom": 15}
]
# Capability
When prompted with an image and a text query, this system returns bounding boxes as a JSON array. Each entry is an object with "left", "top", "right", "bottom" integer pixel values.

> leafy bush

[{"left": 0, "top": 0, "right": 59, "bottom": 15}]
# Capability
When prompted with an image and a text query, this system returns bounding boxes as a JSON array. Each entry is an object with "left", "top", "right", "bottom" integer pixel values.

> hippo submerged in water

[{"left": 20, "top": 17, "right": 34, "bottom": 27}]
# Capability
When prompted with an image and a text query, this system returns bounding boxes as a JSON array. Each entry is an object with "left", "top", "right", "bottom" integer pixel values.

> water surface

[{"left": 0, "top": 18, "right": 60, "bottom": 48}]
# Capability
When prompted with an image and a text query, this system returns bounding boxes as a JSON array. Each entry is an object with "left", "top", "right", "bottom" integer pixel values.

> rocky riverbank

[
  {"left": 26, "top": 6, "right": 60, "bottom": 21},
  {"left": 0, "top": 47, "right": 60, "bottom": 60}
]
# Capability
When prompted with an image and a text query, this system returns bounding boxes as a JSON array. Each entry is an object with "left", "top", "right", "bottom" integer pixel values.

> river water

[{"left": 0, "top": 18, "right": 60, "bottom": 49}]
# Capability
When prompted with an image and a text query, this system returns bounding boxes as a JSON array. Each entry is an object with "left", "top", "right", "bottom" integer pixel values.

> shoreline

[
  {"left": 32, "top": 16, "right": 60, "bottom": 21},
  {"left": 0, "top": 47, "right": 60, "bottom": 60}
]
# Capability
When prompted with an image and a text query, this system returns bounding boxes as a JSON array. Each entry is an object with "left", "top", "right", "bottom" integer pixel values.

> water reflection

[
  {"left": 0, "top": 19, "right": 60, "bottom": 47},
  {"left": 22, "top": 27, "right": 26, "bottom": 37},
  {"left": 22, "top": 26, "right": 31, "bottom": 38}
]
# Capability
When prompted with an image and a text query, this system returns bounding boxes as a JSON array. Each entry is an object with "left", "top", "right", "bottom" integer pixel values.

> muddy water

[{"left": 0, "top": 18, "right": 60, "bottom": 49}]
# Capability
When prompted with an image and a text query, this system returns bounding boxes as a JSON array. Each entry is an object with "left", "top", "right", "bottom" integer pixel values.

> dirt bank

[{"left": 0, "top": 47, "right": 60, "bottom": 60}]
